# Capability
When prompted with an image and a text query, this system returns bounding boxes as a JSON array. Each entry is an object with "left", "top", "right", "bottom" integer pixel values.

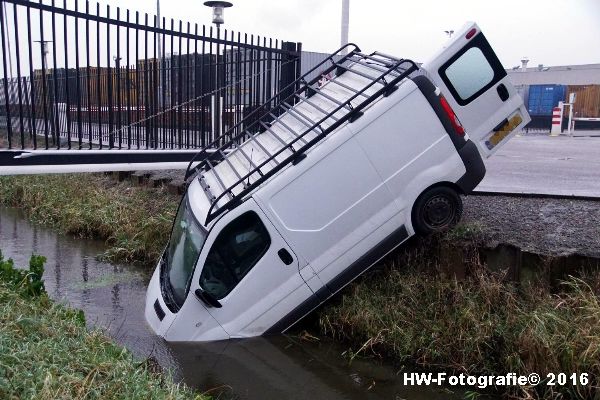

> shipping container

[
  {"left": 566, "top": 85, "right": 600, "bottom": 118},
  {"left": 527, "top": 84, "right": 566, "bottom": 116}
]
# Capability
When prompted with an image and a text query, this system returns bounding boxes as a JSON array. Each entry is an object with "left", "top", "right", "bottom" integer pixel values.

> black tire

[{"left": 412, "top": 186, "right": 462, "bottom": 236}]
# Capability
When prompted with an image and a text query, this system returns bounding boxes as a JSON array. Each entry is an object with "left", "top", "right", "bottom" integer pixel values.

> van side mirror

[{"left": 195, "top": 288, "right": 223, "bottom": 308}]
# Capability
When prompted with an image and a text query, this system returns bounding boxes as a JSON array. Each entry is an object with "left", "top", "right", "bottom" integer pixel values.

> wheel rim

[{"left": 423, "top": 195, "right": 455, "bottom": 229}]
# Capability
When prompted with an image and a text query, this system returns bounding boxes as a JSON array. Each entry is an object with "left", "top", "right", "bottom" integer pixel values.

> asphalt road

[{"left": 477, "top": 133, "right": 600, "bottom": 197}]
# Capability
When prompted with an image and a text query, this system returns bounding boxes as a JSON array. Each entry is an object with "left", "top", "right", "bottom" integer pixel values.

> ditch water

[{"left": 0, "top": 207, "right": 467, "bottom": 400}]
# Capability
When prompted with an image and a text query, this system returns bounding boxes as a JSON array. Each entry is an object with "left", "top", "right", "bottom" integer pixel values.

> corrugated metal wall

[
  {"left": 301, "top": 51, "right": 343, "bottom": 82},
  {"left": 566, "top": 85, "right": 600, "bottom": 118},
  {"left": 514, "top": 84, "right": 529, "bottom": 110}
]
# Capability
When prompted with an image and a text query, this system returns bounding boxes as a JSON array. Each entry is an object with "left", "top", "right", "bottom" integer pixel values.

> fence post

[
  {"left": 0, "top": 2, "right": 13, "bottom": 148},
  {"left": 279, "top": 41, "right": 302, "bottom": 106}
]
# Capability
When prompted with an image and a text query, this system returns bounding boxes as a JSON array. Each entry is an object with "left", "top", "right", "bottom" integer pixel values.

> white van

[{"left": 145, "top": 23, "right": 530, "bottom": 341}]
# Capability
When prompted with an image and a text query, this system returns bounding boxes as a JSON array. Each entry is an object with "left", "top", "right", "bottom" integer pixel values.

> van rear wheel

[{"left": 412, "top": 186, "right": 462, "bottom": 235}]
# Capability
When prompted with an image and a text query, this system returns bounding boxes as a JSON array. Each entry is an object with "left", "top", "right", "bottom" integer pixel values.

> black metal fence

[{"left": 0, "top": 0, "right": 301, "bottom": 150}]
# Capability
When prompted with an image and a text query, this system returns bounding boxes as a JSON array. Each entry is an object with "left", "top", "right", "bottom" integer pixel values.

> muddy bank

[
  {"left": 462, "top": 195, "right": 600, "bottom": 258},
  {"left": 3, "top": 173, "right": 598, "bottom": 262},
  {"left": 0, "top": 173, "right": 179, "bottom": 267},
  {"left": 318, "top": 235, "right": 600, "bottom": 399}
]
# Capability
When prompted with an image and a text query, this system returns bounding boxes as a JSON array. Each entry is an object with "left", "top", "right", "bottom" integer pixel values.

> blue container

[{"left": 527, "top": 85, "right": 566, "bottom": 116}]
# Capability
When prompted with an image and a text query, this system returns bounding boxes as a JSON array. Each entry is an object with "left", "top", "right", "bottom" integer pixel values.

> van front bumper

[
  {"left": 145, "top": 262, "right": 170, "bottom": 336},
  {"left": 456, "top": 139, "right": 486, "bottom": 194}
]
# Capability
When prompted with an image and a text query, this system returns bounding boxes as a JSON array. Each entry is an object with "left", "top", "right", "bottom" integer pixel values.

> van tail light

[{"left": 439, "top": 95, "right": 465, "bottom": 136}]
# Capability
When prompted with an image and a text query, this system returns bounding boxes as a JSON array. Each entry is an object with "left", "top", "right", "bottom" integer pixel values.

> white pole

[
  {"left": 215, "top": 26, "right": 221, "bottom": 140},
  {"left": 211, "top": 95, "right": 215, "bottom": 143},
  {"left": 568, "top": 104, "right": 574, "bottom": 136},
  {"left": 568, "top": 92, "right": 575, "bottom": 136},
  {"left": 340, "top": 0, "right": 349, "bottom": 54}
]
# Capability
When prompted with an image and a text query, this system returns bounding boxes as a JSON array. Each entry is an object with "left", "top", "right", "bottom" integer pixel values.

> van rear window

[
  {"left": 444, "top": 47, "right": 494, "bottom": 100},
  {"left": 438, "top": 33, "right": 507, "bottom": 106}
]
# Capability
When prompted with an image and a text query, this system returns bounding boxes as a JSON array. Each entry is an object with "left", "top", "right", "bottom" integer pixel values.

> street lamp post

[
  {"left": 113, "top": 56, "right": 122, "bottom": 148},
  {"left": 341, "top": 0, "right": 349, "bottom": 55},
  {"left": 157, "top": 0, "right": 163, "bottom": 112},
  {"left": 204, "top": 1, "right": 232, "bottom": 142},
  {"left": 35, "top": 40, "right": 54, "bottom": 145}
]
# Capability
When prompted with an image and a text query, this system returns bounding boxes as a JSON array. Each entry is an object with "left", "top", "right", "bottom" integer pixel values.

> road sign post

[{"left": 567, "top": 92, "right": 576, "bottom": 136}]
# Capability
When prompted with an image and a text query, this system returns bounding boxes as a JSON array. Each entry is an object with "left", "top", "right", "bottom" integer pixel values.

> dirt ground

[{"left": 462, "top": 194, "right": 600, "bottom": 258}]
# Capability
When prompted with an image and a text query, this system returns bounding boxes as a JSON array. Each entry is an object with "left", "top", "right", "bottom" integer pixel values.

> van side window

[
  {"left": 199, "top": 212, "right": 271, "bottom": 300},
  {"left": 439, "top": 33, "right": 507, "bottom": 106}
]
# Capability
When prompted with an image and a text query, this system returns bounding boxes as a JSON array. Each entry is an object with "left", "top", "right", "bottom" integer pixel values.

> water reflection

[
  {"left": 0, "top": 207, "right": 468, "bottom": 400},
  {"left": 0, "top": 207, "right": 170, "bottom": 364},
  {"left": 168, "top": 336, "right": 464, "bottom": 400}
]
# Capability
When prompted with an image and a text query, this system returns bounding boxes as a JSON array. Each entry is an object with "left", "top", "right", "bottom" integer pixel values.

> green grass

[
  {"left": 0, "top": 251, "right": 205, "bottom": 400},
  {"left": 0, "top": 130, "right": 35, "bottom": 148},
  {"left": 445, "top": 221, "right": 486, "bottom": 242},
  {"left": 0, "top": 174, "right": 180, "bottom": 267},
  {"left": 319, "top": 241, "right": 600, "bottom": 399}
]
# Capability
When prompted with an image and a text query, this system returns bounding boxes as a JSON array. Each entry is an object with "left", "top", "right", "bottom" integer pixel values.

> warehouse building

[
  {"left": 508, "top": 63, "right": 600, "bottom": 86},
  {"left": 507, "top": 63, "right": 600, "bottom": 130}
]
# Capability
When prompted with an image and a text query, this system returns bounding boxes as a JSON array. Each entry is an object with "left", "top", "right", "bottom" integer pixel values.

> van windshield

[{"left": 164, "top": 195, "right": 207, "bottom": 308}]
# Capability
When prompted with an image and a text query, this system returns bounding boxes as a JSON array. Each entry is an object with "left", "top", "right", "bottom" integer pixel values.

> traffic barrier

[{"left": 550, "top": 105, "right": 562, "bottom": 136}]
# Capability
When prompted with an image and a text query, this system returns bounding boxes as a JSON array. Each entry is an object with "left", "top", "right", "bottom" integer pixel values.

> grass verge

[
  {"left": 0, "top": 250, "right": 205, "bottom": 400},
  {"left": 0, "top": 174, "right": 179, "bottom": 267},
  {"left": 319, "top": 237, "right": 600, "bottom": 399}
]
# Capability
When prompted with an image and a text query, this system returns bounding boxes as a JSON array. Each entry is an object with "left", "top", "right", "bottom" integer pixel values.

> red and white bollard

[{"left": 550, "top": 103, "right": 563, "bottom": 136}]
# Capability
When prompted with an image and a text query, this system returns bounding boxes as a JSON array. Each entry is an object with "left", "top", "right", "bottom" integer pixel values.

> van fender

[{"left": 396, "top": 147, "right": 465, "bottom": 234}]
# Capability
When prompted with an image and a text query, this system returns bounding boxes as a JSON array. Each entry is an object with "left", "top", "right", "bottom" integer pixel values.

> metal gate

[{"left": 0, "top": 0, "right": 301, "bottom": 171}]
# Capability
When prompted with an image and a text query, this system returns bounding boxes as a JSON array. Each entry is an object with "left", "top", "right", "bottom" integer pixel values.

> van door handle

[
  {"left": 497, "top": 83, "right": 509, "bottom": 101},
  {"left": 277, "top": 248, "right": 294, "bottom": 265}
]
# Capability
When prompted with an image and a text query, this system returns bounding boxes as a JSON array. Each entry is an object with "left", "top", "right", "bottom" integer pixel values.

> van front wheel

[{"left": 412, "top": 186, "right": 462, "bottom": 235}]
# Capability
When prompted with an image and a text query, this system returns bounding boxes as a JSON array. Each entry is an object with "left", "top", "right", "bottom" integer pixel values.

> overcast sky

[{"left": 117, "top": 0, "right": 600, "bottom": 67}]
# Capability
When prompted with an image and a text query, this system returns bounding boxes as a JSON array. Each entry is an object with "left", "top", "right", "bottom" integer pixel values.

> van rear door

[{"left": 421, "top": 22, "right": 530, "bottom": 157}]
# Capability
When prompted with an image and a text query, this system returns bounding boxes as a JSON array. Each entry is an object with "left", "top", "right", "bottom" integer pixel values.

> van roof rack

[{"left": 184, "top": 44, "right": 419, "bottom": 225}]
